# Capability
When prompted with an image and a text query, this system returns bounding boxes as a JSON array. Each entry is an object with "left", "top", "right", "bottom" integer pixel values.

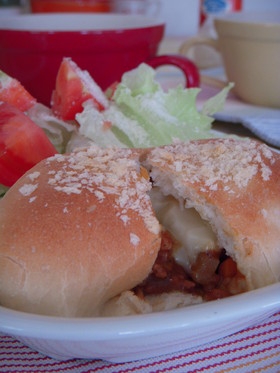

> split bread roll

[
  {"left": 0, "top": 146, "right": 161, "bottom": 317},
  {"left": 103, "top": 138, "right": 280, "bottom": 316},
  {"left": 142, "top": 138, "right": 280, "bottom": 292},
  {"left": 0, "top": 138, "right": 280, "bottom": 317}
]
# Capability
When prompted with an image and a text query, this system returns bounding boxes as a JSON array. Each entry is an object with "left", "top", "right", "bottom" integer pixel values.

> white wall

[
  {"left": 157, "top": 0, "right": 200, "bottom": 37},
  {"left": 243, "top": 0, "right": 280, "bottom": 11},
  {"left": 159, "top": 0, "right": 280, "bottom": 37}
]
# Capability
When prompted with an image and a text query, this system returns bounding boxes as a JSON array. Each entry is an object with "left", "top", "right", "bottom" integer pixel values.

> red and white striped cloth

[{"left": 1, "top": 311, "right": 279, "bottom": 373}]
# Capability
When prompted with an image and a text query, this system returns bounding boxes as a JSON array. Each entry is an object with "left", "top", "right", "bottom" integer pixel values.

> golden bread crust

[
  {"left": 144, "top": 138, "right": 280, "bottom": 290},
  {"left": 1, "top": 138, "right": 279, "bottom": 317},
  {"left": 0, "top": 146, "right": 161, "bottom": 316}
]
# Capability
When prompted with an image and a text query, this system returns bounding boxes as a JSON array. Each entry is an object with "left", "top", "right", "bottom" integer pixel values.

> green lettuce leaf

[
  {"left": 77, "top": 63, "right": 233, "bottom": 148},
  {"left": 112, "top": 63, "right": 232, "bottom": 146}
]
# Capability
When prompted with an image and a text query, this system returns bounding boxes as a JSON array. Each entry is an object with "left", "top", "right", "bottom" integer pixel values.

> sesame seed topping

[
  {"left": 148, "top": 139, "right": 275, "bottom": 193},
  {"left": 46, "top": 145, "right": 160, "bottom": 235}
]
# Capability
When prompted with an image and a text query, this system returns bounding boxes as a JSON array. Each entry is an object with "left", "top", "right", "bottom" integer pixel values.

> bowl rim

[
  {"left": 214, "top": 11, "right": 280, "bottom": 24},
  {"left": 0, "top": 282, "right": 279, "bottom": 340},
  {"left": 0, "top": 13, "right": 165, "bottom": 32},
  {"left": 214, "top": 11, "right": 280, "bottom": 40}
]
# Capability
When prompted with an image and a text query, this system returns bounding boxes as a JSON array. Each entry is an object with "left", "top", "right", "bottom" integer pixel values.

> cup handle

[
  {"left": 200, "top": 75, "right": 229, "bottom": 89},
  {"left": 179, "top": 37, "right": 228, "bottom": 89},
  {"left": 147, "top": 54, "right": 200, "bottom": 88},
  {"left": 179, "top": 36, "right": 219, "bottom": 55}
]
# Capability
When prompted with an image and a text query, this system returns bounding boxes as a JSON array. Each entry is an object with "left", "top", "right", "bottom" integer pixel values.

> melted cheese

[{"left": 149, "top": 188, "right": 217, "bottom": 271}]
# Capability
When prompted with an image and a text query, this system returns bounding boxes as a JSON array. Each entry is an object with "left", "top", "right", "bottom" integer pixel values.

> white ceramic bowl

[{"left": 0, "top": 282, "right": 279, "bottom": 362}]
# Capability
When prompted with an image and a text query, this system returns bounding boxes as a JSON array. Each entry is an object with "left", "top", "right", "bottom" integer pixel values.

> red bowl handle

[{"left": 147, "top": 54, "right": 200, "bottom": 88}]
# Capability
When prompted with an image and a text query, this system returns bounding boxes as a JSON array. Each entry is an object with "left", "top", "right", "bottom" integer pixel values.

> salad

[{"left": 0, "top": 57, "right": 233, "bottom": 193}]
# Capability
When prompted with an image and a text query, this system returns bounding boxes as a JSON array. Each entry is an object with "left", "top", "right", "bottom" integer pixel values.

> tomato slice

[
  {"left": 0, "top": 70, "right": 36, "bottom": 112},
  {"left": 51, "top": 57, "right": 108, "bottom": 121},
  {"left": 0, "top": 102, "right": 58, "bottom": 187}
]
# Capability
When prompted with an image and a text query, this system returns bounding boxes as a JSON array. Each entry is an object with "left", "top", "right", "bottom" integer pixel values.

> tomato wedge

[
  {"left": 0, "top": 70, "right": 36, "bottom": 112},
  {"left": 0, "top": 102, "right": 58, "bottom": 187},
  {"left": 51, "top": 57, "right": 108, "bottom": 121}
]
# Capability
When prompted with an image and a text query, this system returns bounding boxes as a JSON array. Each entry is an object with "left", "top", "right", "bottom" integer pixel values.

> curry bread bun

[
  {"left": 103, "top": 138, "right": 280, "bottom": 316},
  {"left": 0, "top": 146, "right": 161, "bottom": 317},
  {"left": 143, "top": 138, "right": 280, "bottom": 293},
  {"left": 1, "top": 138, "right": 280, "bottom": 317}
]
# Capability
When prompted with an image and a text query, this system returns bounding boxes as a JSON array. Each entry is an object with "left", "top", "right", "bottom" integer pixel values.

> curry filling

[{"left": 134, "top": 188, "right": 247, "bottom": 301}]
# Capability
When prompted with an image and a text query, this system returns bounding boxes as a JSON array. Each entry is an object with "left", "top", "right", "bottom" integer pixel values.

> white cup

[{"left": 179, "top": 11, "right": 280, "bottom": 108}]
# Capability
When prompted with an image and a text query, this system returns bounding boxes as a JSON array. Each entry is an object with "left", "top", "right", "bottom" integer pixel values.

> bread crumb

[
  {"left": 130, "top": 233, "right": 140, "bottom": 246},
  {"left": 19, "top": 183, "right": 38, "bottom": 197},
  {"left": 28, "top": 171, "right": 40, "bottom": 181},
  {"left": 120, "top": 215, "right": 130, "bottom": 225},
  {"left": 94, "top": 190, "right": 105, "bottom": 201}
]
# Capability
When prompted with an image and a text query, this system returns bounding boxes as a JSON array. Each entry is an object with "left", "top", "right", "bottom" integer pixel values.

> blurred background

[
  {"left": 1, "top": 0, "right": 280, "bottom": 38},
  {"left": 1, "top": 0, "right": 280, "bottom": 67}
]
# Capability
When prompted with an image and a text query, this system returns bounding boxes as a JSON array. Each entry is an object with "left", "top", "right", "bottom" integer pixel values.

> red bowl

[
  {"left": 0, "top": 13, "right": 165, "bottom": 106},
  {"left": 30, "top": 0, "right": 112, "bottom": 13}
]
